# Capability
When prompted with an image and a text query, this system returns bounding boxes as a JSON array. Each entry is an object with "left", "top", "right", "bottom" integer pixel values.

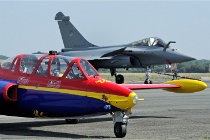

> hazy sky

[{"left": 0, "top": 1, "right": 210, "bottom": 60}]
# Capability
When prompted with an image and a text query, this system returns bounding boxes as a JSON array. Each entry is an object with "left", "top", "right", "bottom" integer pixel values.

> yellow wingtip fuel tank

[{"left": 163, "top": 79, "right": 207, "bottom": 93}]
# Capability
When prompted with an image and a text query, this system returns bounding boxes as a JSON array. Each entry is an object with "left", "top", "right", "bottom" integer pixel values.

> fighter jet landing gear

[
  {"left": 144, "top": 66, "right": 153, "bottom": 84},
  {"left": 65, "top": 119, "right": 79, "bottom": 124},
  {"left": 110, "top": 68, "right": 124, "bottom": 84},
  {"left": 112, "top": 111, "right": 129, "bottom": 138}
]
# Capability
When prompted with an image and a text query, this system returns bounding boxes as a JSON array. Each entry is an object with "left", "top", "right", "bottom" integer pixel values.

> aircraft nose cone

[
  {"left": 169, "top": 51, "right": 196, "bottom": 63},
  {"left": 128, "top": 92, "right": 138, "bottom": 108},
  {"left": 181, "top": 54, "right": 196, "bottom": 61},
  {"left": 109, "top": 92, "right": 138, "bottom": 110}
]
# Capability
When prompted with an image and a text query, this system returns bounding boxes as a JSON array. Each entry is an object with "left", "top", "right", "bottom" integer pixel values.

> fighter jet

[{"left": 55, "top": 12, "right": 195, "bottom": 84}]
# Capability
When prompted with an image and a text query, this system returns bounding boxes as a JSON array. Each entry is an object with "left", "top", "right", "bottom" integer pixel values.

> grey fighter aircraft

[{"left": 55, "top": 12, "right": 195, "bottom": 84}]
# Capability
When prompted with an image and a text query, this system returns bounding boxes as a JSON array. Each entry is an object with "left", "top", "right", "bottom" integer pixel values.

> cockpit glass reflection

[
  {"left": 132, "top": 37, "right": 166, "bottom": 48},
  {"left": 80, "top": 60, "right": 98, "bottom": 76}
]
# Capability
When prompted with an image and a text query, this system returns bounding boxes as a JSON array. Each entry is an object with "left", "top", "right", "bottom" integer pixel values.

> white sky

[{"left": 0, "top": 1, "right": 210, "bottom": 60}]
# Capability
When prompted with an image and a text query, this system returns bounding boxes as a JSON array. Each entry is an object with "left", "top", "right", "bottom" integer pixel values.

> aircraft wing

[
  {"left": 60, "top": 47, "right": 127, "bottom": 60},
  {"left": 120, "top": 79, "right": 207, "bottom": 93},
  {"left": 121, "top": 84, "right": 180, "bottom": 90},
  {"left": 101, "top": 47, "right": 127, "bottom": 57}
]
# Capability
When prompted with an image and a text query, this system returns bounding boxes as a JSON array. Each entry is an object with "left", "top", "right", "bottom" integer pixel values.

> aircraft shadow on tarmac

[
  {"left": 130, "top": 115, "right": 175, "bottom": 119},
  {"left": 0, "top": 115, "right": 175, "bottom": 138},
  {"left": 0, "top": 120, "right": 112, "bottom": 138}
]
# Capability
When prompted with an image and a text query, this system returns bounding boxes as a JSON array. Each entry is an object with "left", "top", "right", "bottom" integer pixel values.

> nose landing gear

[
  {"left": 114, "top": 122, "right": 127, "bottom": 138},
  {"left": 112, "top": 111, "right": 129, "bottom": 138}
]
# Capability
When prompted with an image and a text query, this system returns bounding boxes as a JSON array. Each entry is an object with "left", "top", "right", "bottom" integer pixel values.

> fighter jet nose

[
  {"left": 184, "top": 55, "right": 196, "bottom": 61},
  {"left": 169, "top": 51, "right": 196, "bottom": 63}
]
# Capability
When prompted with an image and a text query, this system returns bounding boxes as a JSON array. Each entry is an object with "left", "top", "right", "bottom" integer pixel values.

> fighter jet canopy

[{"left": 132, "top": 37, "right": 167, "bottom": 47}]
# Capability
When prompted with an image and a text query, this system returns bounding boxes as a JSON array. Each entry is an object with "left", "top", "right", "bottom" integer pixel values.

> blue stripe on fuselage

[{"left": 12, "top": 88, "right": 119, "bottom": 118}]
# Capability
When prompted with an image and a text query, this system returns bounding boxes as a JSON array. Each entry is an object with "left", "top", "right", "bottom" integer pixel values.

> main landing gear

[
  {"left": 110, "top": 68, "right": 153, "bottom": 84},
  {"left": 112, "top": 111, "right": 129, "bottom": 138},
  {"left": 144, "top": 66, "right": 153, "bottom": 84},
  {"left": 110, "top": 68, "right": 124, "bottom": 84}
]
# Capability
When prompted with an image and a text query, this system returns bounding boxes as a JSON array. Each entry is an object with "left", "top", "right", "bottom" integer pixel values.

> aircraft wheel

[
  {"left": 116, "top": 74, "right": 124, "bottom": 84},
  {"left": 65, "top": 119, "right": 79, "bottom": 124},
  {"left": 114, "top": 122, "right": 127, "bottom": 138},
  {"left": 144, "top": 80, "right": 152, "bottom": 84}
]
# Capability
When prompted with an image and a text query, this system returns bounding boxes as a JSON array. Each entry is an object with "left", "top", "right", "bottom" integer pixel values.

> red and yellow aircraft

[{"left": 0, "top": 51, "right": 207, "bottom": 138}]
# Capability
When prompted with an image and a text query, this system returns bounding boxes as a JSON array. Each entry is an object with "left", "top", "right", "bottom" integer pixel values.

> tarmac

[{"left": 0, "top": 81, "right": 209, "bottom": 140}]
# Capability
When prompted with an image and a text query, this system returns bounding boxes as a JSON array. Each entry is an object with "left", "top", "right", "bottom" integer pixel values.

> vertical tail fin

[{"left": 55, "top": 12, "right": 96, "bottom": 49}]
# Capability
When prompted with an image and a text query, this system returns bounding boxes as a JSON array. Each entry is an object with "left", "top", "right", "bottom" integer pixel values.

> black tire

[
  {"left": 144, "top": 80, "right": 148, "bottom": 84},
  {"left": 114, "top": 122, "right": 127, "bottom": 138},
  {"left": 65, "top": 119, "right": 79, "bottom": 124},
  {"left": 144, "top": 80, "right": 152, "bottom": 84},
  {"left": 116, "top": 74, "right": 124, "bottom": 84}
]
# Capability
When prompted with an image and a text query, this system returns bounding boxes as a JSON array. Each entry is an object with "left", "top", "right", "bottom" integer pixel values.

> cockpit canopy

[
  {"left": 1, "top": 54, "right": 99, "bottom": 79},
  {"left": 132, "top": 37, "right": 167, "bottom": 48}
]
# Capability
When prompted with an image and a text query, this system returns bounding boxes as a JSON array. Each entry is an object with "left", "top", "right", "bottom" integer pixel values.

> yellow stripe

[{"left": 18, "top": 85, "right": 126, "bottom": 99}]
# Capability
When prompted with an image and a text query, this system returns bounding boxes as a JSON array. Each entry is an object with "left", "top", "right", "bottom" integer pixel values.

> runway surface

[{"left": 0, "top": 81, "right": 209, "bottom": 139}]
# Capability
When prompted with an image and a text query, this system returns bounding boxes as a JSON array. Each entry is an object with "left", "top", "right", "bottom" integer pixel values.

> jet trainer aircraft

[
  {"left": 0, "top": 51, "right": 207, "bottom": 138},
  {"left": 55, "top": 12, "right": 195, "bottom": 84}
]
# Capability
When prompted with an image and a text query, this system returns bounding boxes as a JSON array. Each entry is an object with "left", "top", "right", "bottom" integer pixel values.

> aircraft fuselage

[{"left": 60, "top": 44, "right": 194, "bottom": 69}]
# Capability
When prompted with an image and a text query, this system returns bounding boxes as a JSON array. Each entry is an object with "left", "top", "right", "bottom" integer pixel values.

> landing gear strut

[
  {"left": 112, "top": 111, "right": 129, "bottom": 138},
  {"left": 144, "top": 66, "right": 152, "bottom": 84},
  {"left": 110, "top": 68, "right": 124, "bottom": 84}
]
